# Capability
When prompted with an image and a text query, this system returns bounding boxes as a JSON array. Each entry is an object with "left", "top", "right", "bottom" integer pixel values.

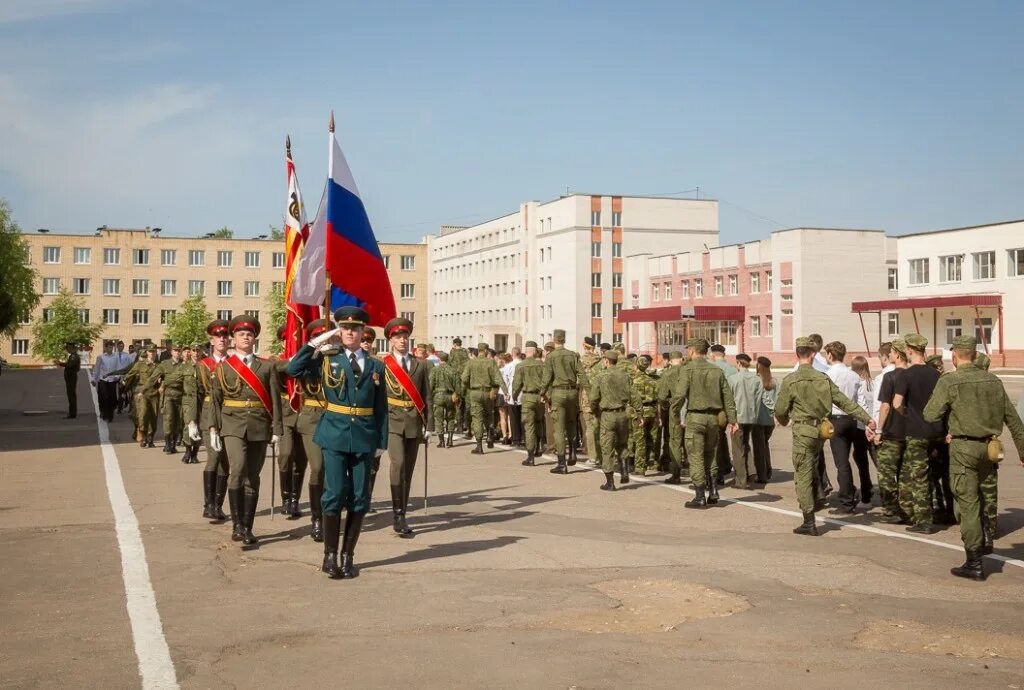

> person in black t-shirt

[
  {"left": 54, "top": 341, "right": 82, "bottom": 419},
  {"left": 874, "top": 338, "right": 908, "bottom": 523},
  {"left": 893, "top": 333, "right": 943, "bottom": 534}
]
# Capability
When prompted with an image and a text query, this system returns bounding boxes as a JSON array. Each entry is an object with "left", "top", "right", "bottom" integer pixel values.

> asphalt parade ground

[{"left": 2, "top": 369, "right": 1024, "bottom": 689}]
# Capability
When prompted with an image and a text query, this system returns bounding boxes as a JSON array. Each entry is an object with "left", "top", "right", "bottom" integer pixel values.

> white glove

[
  {"left": 209, "top": 430, "right": 223, "bottom": 453},
  {"left": 270, "top": 434, "right": 280, "bottom": 448},
  {"left": 187, "top": 421, "right": 202, "bottom": 442},
  {"left": 309, "top": 327, "right": 341, "bottom": 348},
  {"left": 317, "top": 343, "right": 340, "bottom": 355},
  {"left": 374, "top": 448, "right": 385, "bottom": 458},
  {"left": 423, "top": 431, "right": 433, "bottom": 441}
]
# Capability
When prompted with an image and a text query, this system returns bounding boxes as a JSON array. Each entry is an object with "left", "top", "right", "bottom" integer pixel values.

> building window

[
  {"left": 74, "top": 247, "right": 91, "bottom": 264},
  {"left": 1008, "top": 248, "right": 1024, "bottom": 278},
  {"left": 242, "top": 250, "right": 259, "bottom": 268},
  {"left": 694, "top": 278, "right": 703, "bottom": 298},
  {"left": 161, "top": 249, "right": 176, "bottom": 266},
  {"left": 104, "top": 247, "right": 120, "bottom": 265},
  {"left": 908, "top": 258, "right": 929, "bottom": 285},
  {"left": 77, "top": 309, "right": 90, "bottom": 323},
  {"left": 42, "top": 277, "right": 60, "bottom": 294},
  {"left": 401, "top": 255, "right": 415, "bottom": 271},
  {"left": 682, "top": 280, "right": 689, "bottom": 298},
  {"left": 272, "top": 252, "right": 285, "bottom": 269},
  {"left": 944, "top": 317, "right": 962, "bottom": 345},
  {"left": 132, "top": 309, "right": 149, "bottom": 325},
  {"left": 652, "top": 285, "right": 660, "bottom": 302},
  {"left": 216, "top": 309, "right": 232, "bottom": 321},
  {"left": 939, "top": 254, "right": 962, "bottom": 282},
  {"left": 750, "top": 316, "right": 761, "bottom": 337},
  {"left": 888, "top": 267, "right": 898, "bottom": 291},
  {"left": 217, "top": 280, "right": 232, "bottom": 297},
  {"left": 399, "top": 311, "right": 415, "bottom": 323},
  {"left": 972, "top": 251, "right": 995, "bottom": 280},
  {"left": 591, "top": 272, "right": 602, "bottom": 288},
  {"left": 103, "top": 278, "right": 120, "bottom": 296},
  {"left": 765, "top": 270, "right": 773, "bottom": 292},
  {"left": 608, "top": 272, "right": 621, "bottom": 288},
  {"left": 591, "top": 303, "right": 602, "bottom": 318},
  {"left": 43, "top": 246, "right": 60, "bottom": 264},
  {"left": 611, "top": 210, "right": 621, "bottom": 226},
  {"left": 612, "top": 242, "right": 622, "bottom": 258},
  {"left": 161, "top": 279, "right": 176, "bottom": 297},
  {"left": 216, "top": 250, "right": 231, "bottom": 267},
  {"left": 103, "top": 309, "right": 119, "bottom": 325},
  {"left": 664, "top": 282, "right": 672, "bottom": 300},
  {"left": 728, "top": 274, "right": 738, "bottom": 295},
  {"left": 244, "top": 280, "right": 260, "bottom": 297},
  {"left": 132, "top": 279, "right": 149, "bottom": 296},
  {"left": 74, "top": 278, "right": 90, "bottom": 295},
  {"left": 160, "top": 309, "right": 176, "bottom": 325},
  {"left": 889, "top": 313, "right": 901, "bottom": 337},
  {"left": 244, "top": 309, "right": 259, "bottom": 319},
  {"left": 714, "top": 276, "right": 723, "bottom": 297},
  {"left": 591, "top": 210, "right": 601, "bottom": 226},
  {"left": 133, "top": 248, "right": 149, "bottom": 266},
  {"left": 382, "top": 255, "right": 390, "bottom": 269},
  {"left": 189, "top": 249, "right": 205, "bottom": 267},
  {"left": 591, "top": 242, "right": 602, "bottom": 257},
  {"left": 766, "top": 314, "right": 774, "bottom": 337},
  {"left": 750, "top": 273, "right": 760, "bottom": 293},
  {"left": 42, "top": 308, "right": 54, "bottom": 322},
  {"left": 400, "top": 283, "right": 415, "bottom": 299},
  {"left": 592, "top": 332, "right": 602, "bottom": 344},
  {"left": 975, "top": 318, "right": 993, "bottom": 345},
  {"left": 12, "top": 339, "right": 29, "bottom": 356},
  {"left": 272, "top": 281, "right": 284, "bottom": 293},
  {"left": 188, "top": 280, "right": 205, "bottom": 296},
  {"left": 612, "top": 302, "right": 622, "bottom": 317},
  {"left": 612, "top": 333, "right": 623, "bottom": 344}
]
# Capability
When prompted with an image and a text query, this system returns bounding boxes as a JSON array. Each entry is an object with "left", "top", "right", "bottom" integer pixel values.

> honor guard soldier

[
  {"left": 461, "top": 342, "right": 503, "bottom": 454},
  {"left": 512, "top": 341, "right": 547, "bottom": 466},
  {"left": 179, "top": 345, "right": 201, "bottom": 463},
  {"left": 590, "top": 350, "right": 632, "bottom": 490},
  {"left": 674, "top": 338, "right": 739, "bottom": 509},
  {"left": 381, "top": 317, "right": 431, "bottom": 538},
  {"left": 273, "top": 325, "right": 306, "bottom": 519},
  {"left": 190, "top": 320, "right": 231, "bottom": 521},
  {"left": 774, "top": 336, "right": 873, "bottom": 534},
  {"left": 124, "top": 345, "right": 160, "bottom": 447},
  {"left": 541, "top": 329, "right": 582, "bottom": 474},
  {"left": 289, "top": 319, "right": 330, "bottom": 540},
  {"left": 923, "top": 335, "right": 1024, "bottom": 580},
  {"left": 287, "top": 307, "right": 388, "bottom": 579},
  {"left": 429, "top": 351, "right": 460, "bottom": 448},
  {"left": 148, "top": 343, "right": 188, "bottom": 455},
  {"left": 209, "top": 316, "right": 283, "bottom": 546}
]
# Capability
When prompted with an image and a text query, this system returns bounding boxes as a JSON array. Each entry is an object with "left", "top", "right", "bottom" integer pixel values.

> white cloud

[{"left": 0, "top": 0, "right": 131, "bottom": 24}]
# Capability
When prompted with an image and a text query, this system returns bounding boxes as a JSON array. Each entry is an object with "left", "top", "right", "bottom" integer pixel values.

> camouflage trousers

[
  {"left": 949, "top": 438, "right": 996, "bottom": 551},
  {"left": 432, "top": 394, "right": 456, "bottom": 435},
  {"left": 876, "top": 439, "right": 905, "bottom": 518},
  {"left": 161, "top": 394, "right": 182, "bottom": 442},
  {"left": 135, "top": 393, "right": 159, "bottom": 436},
  {"left": 631, "top": 413, "right": 660, "bottom": 473},
  {"left": 980, "top": 466, "right": 998, "bottom": 540},
  {"left": 683, "top": 412, "right": 719, "bottom": 488},
  {"left": 900, "top": 437, "right": 940, "bottom": 526},
  {"left": 599, "top": 410, "right": 629, "bottom": 474}
]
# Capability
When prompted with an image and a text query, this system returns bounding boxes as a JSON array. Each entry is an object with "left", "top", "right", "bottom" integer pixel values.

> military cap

[
  {"left": 795, "top": 336, "right": 814, "bottom": 348},
  {"left": 687, "top": 337, "right": 709, "bottom": 349},
  {"left": 756, "top": 355, "right": 772, "bottom": 368},
  {"left": 975, "top": 352, "right": 991, "bottom": 370},
  {"left": 600, "top": 342, "right": 611, "bottom": 351},
  {"left": 478, "top": 341, "right": 490, "bottom": 351},
  {"left": 524, "top": 340, "right": 538, "bottom": 348},
  {"left": 735, "top": 353, "right": 752, "bottom": 363},
  {"left": 229, "top": 314, "right": 261, "bottom": 336},
  {"left": 903, "top": 333, "right": 928, "bottom": 350},
  {"left": 709, "top": 344, "right": 726, "bottom": 354},
  {"left": 206, "top": 319, "right": 230, "bottom": 337},
  {"left": 583, "top": 336, "right": 596, "bottom": 347},
  {"left": 925, "top": 354, "right": 944, "bottom": 368},
  {"left": 437, "top": 351, "right": 449, "bottom": 362},
  {"left": 334, "top": 306, "right": 370, "bottom": 327},
  {"left": 544, "top": 341, "right": 555, "bottom": 351},
  {"left": 890, "top": 337, "right": 907, "bottom": 354},
  {"left": 613, "top": 342, "right": 625, "bottom": 353},
  {"left": 361, "top": 326, "right": 376, "bottom": 341},
  {"left": 949, "top": 334, "right": 977, "bottom": 351},
  {"left": 452, "top": 337, "right": 462, "bottom": 346},
  {"left": 603, "top": 350, "right": 619, "bottom": 363},
  {"left": 306, "top": 318, "right": 329, "bottom": 339},
  {"left": 638, "top": 354, "right": 652, "bottom": 365},
  {"left": 384, "top": 317, "right": 413, "bottom": 338},
  {"left": 669, "top": 351, "right": 684, "bottom": 360},
  {"left": 170, "top": 342, "right": 182, "bottom": 350},
  {"left": 626, "top": 353, "right": 637, "bottom": 360},
  {"left": 553, "top": 328, "right": 566, "bottom": 343}
]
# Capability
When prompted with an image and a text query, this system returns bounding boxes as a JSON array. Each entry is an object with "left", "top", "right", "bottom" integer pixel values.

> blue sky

[{"left": 1, "top": 0, "right": 1022, "bottom": 244}]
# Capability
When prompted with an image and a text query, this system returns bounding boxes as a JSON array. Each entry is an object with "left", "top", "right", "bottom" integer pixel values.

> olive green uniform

[
  {"left": 542, "top": 346, "right": 582, "bottom": 461},
  {"left": 124, "top": 358, "right": 160, "bottom": 441},
  {"left": 512, "top": 357, "right": 547, "bottom": 456},
  {"left": 658, "top": 361, "right": 688, "bottom": 474},
  {"left": 675, "top": 358, "right": 737, "bottom": 488},
  {"left": 180, "top": 360, "right": 200, "bottom": 456},
  {"left": 149, "top": 357, "right": 189, "bottom": 447},
  {"left": 578, "top": 351, "right": 603, "bottom": 461},
  {"left": 274, "top": 358, "right": 306, "bottom": 513},
  {"left": 630, "top": 367, "right": 661, "bottom": 474},
  {"left": 461, "top": 356, "right": 503, "bottom": 443},
  {"left": 429, "top": 362, "right": 460, "bottom": 439},
  {"left": 448, "top": 347, "right": 470, "bottom": 431},
  {"left": 590, "top": 365, "right": 632, "bottom": 474}
]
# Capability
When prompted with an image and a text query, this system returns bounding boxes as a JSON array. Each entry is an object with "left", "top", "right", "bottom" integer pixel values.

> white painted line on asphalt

[
  {"left": 88, "top": 373, "right": 179, "bottom": 689},
  {"left": 475, "top": 437, "right": 1024, "bottom": 570}
]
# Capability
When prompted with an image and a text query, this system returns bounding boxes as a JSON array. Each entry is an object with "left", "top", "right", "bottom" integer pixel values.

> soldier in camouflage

[
  {"left": 448, "top": 337, "right": 470, "bottom": 433},
  {"left": 874, "top": 337, "right": 909, "bottom": 523},
  {"left": 541, "top": 329, "right": 581, "bottom": 474},
  {"left": 630, "top": 355, "right": 661, "bottom": 475},
  {"left": 461, "top": 342, "right": 503, "bottom": 454},
  {"left": 512, "top": 341, "right": 547, "bottom": 466},
  {"left": 590, "top": 350, "right": 632, "bottom": 490},
  {"left": 969, "top": 351, "right": 1000, "bottom": 553},
  {"left": 658, "top": 351, "right": 688, "bottom": 483},
  {"left": 578, "top": 337, "right": 603, "bottom": 466},
  {"left": 429, "top": 351, "right": 460, "bottom": 448}
]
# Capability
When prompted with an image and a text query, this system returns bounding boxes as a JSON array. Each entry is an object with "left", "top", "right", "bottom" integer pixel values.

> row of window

[
  {"left": 589, "top": 333, "right": 625, "bottom": 345},
  {"left": 907, "top": 249, "right": 1024, "bottom": 286},
  {"left": 883, "top": 313, "right": 994, "bottom": 344},
  {"left": 589, "top": 210, "right": 623, "bottom": 227},
  {"left": 748, "top": 315, "right": 775, "bottom": 337},
  {"left": 432, "top": 308, "right": 520, "bottom": 324},
  {"left": 589, "top": 242, "right": 623, "bottom": 258},
  {"left": 433, "top": 253, "right": 521, "bottom": 280},
  {"left": 38, "top": 246, "right": 287, "bottom": 269},
  {"left": 29, "top": 307, "right": 262, "bottom": 327},
  {"left": 590, "top": 302, "right": 623, "bottom": 318},
  {"left": 432, "top": 227, "right": 523, "bottom": 259},
  {"left": 653, "top": 271, "right": 774, "bottom": 301},
  {"left": 41, "top": 278, "right": 279, "bottom": 298}
]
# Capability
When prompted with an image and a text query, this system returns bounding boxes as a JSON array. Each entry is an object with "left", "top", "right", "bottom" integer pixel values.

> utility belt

[
  {"left": 952, "top": 435, "right": 989, "bottom": 442},
  {"left": 303, "top": 399, "right": 326, "bottom": 409},
  {"left": 642, "top": 401, "right": 658, "bottom": 407},
  {"left": 601, "top": 406, "right": 626, "bottom": 412},
  {"left": 794, "top": 418, "right": 834, "bottom": 440},
  {"left": 326, "top": 402, "right": 373, "bottom": 416},
  {"left": 222, "top": 399, "right": 265, "bottom": 409},
  {"left": 388, "top": 397, "right": 415, "bottom": 408},
  {"left": 552, "top": 384, "right": 577, "bottom": 390},
  {"left": 469, "top": 386, "right": 490, "bottom": 391},
  {"left": 522, "top": 390, "right": 542, "bottom": 395},
  {"left": 952, "top": 435, "right": 1004, "bottom": 463}
]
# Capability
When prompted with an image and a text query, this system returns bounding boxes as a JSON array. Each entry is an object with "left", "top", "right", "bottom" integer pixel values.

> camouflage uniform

[
  {"left": 149, "top": 353, "right": 189, "bottom": 450},
  {"left": 448, "top": 345, "right": 470, "bottom": 432},
  {"left": 512, "top": 345, "right": 547, "bottom": 463},
  {"left": 180, "top": 351, "right": 201, "bottom": 461},
  {"left": 972, "top": 352, "right": 999, "bottom": 544},
  {"left": 578, "top": 348, "right": 603, "bottom": 463},
  {"left": 590, "top": 351, "right": 632, "bottom": 487},
  {"left": 124, "top": 352, "right": 160, "bottom": 444},
  {"left": 541, "top": 331, "right": 581, "bottom": 472},
  {"left": 429, "top": 358, "right": 460, "bottom": 443},
  {"left": 461, "top": 344, "right": 503, "bottom": 451},
  {"left": 658, "top": 356, "right": 689, "bottom": 479},
  {"left": 630, "top": 357, "right": 661, "bottom": 474}
]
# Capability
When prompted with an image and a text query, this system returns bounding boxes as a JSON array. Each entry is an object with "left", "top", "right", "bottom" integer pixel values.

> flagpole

[{"left": 324, "top": 112, "right": 335, "bottom": 318}]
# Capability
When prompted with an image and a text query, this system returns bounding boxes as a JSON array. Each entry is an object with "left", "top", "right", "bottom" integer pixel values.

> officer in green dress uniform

[
  {"left": 273, "top": 324, "right": 306, "bottom": 519},
  {"left": 191, "top": 320, "right": 231, "bottom": 521},
  {"left": 512, "top": 341, "right": 547, "bottom": 466},
  {"left": 590, "top": 350, "right": 632, "bottom": 490},
  {"left": 149, "top": 343, "right": 188, "bottom": 455},
  {"left": 542, "top": 328, "right": 582, "bottom": 474},
  {"left": 462, "top": 342, "right": 503, "bottom": 454},
  {"left": 775, "top": 336, "right": 873, "bottom": 534},
  {"left": 923, "top": 335, "right": 1024, "bottom": 580},
  {"left": 429, "top": 351, "right": 460, "bottom": 448},
  {"left": 124, "top": 346, "right": 160, "bottom": 447},
  {"left": 674, "top": 338, "right": 739, "bottom": 509},
  {"left": 292, "top": 319, "right": 330, "bottom": 541},
  {"left": 209, "top": 316, "right": 283, "bottom": 547},
  {"left": 287, "top": 307, "right": 389, "bottom": 579}
]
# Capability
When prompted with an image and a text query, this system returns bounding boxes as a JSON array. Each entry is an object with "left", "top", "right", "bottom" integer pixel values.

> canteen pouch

[
  {"left": 716, "top": 410, "right": 728, "bottom": 428},
  {"left": 987, "top": 437, "right": 1004, "bottom": 463},
  {"left": 819, "top": 419, "right": 835, "bottom": 440}
]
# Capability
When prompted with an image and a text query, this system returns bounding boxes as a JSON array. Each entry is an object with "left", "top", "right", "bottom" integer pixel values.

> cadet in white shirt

[
  {"left": 91, "top": 340, "right": 122, "bottom": 422},
  {"left": 824, "top": 341, "right": 872, "bottom": 514}
]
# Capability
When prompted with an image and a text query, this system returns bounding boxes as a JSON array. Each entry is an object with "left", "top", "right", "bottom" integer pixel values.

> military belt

[
  {"left": 687, "top": 409, "right": 721, "bottom": 414},
  {"left": 469, "top": 386, "right": 490, "bottom": 391},
  {"left": 523, "top": 390, "right": 542, "bottom": 394},
  {"left": 552, "top": 384, "right": 578, "bottom": 390},
  {"left": 793, "top": 419, "right": 822, "bottom": 427},
  {"left": 326, "top": 402, "right": 373, "bottom": 416},
  {"left": 952, "top": 434, "right": 989, "bottom": 442},
  {"left": 203, "top": 395, "right": 211, "bottom": 402},
  {"left": 388, "top": 397, "right": 415, "bottom": 408},
  {"left": 642, "top": 401, "right": 658, "bottom": 406},
  {"left": 303, "top": 399, "right": 326, "bottom": 409},
  {"left": 222, "top": 399, "right": 264, "bottom": 409},
  {"left": 602, "top": 406, "right": 626, "bottom": 412}
]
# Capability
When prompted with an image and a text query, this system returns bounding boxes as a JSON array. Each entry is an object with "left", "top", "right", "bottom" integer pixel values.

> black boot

[
  {"left": 162, "top": 437, "right": 172, "bottom": 454},
  {"left": 202, "top": 471, "right": 216, "bottom": 519},
  {"left": 486, "top": 428, "right": 495, "bottom": 449},
  {"left": 228, "top": 489, "right": 244, "bottom": 541},
  {"left": 950, "top": 548, "right": 986, "bottom": 581},
  {"left": 981, "top": 528, "right": 994, "bottom": 556},
  {"left": 391, "top": 486, "right": 414, "bottom": 538},
  {"left": 664, "top": 467, "right": 682, "bottom": 485},
  {"left": 471, "top": 439, "right": 484, "bottom": 455},
  {"left": 793, "top": 512, "right": 818, "bottom": 536},
  {"left": 685, "top": 487, "right": 707, "bottom": 509},
  {"left": 212, "top": 475, "right": 228, "bottom": 521},
  {"left": 522, "top": 452, "right": 535, "bottom": 466},
  {"left": 321, "top": 513, "right": 342, "bottom": 579},
  {"left": 181, "top": 445, "right": 193, "bottom": 464},
  {"left": 567, "top": 443, "right": 577, "bottom": 467},
  {"left": 550, "top": 455, "right": 568, "bottom": 474},
  {"left": 241, "top": 491, "right": 259, "bottom": 546},
  {"left": 279, "top": 470, "right": 292, "bottom": 519},
  {"left": 168, "top": 436, "right": 178, "bottom": 454},
  {"left": 447, "top": 431, "right": 454, "bottom": 448},
  {"left": 619, "top": 461, "right": 630, "bottom": 485},
  {"left": 600, "top": 472, "right": 616, "bottom": 491},
  {"left": 341, "top": 512, "right": 365, "bottom": 579},
  {"left": 707, "top": 477, "right": 720, "bottom": 506},
  {"left": 309, "top": 484, "right": 324, "bottom": 542},
  {"left": 289, "top": 472, "right": 303, "bottom": 519},
  {"left": 368, "top": 462, "right": 379, "bottom": 513},
  {"left": 436, "top": 434, "right": 445, "bottom": 448},
  {"left": 147, "top": 434, "right": 156, "bottom": 449}
]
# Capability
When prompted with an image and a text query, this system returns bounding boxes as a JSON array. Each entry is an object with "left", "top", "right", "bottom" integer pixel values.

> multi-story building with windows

[
  {"left": 5, "top": 227, "right": 427, "bottom": 365},
  {"left": 427, "top": 194, "right": 718, "bottom": 352}
]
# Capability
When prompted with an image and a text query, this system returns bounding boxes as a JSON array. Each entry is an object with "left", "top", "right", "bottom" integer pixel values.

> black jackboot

[
  {"left": 309, "top": 484, "right": 324, "bottom": 542},
  {"left": 181, "top": 445, "right": 193, "bottom": 464},
  {"left": 368, "top": 462, "right": 379, "bottom": 513},
  {"left": 321, "top": 513, "right": 342, "bottom": 579},
  {"left": 289, "top": 471, "right": 303, "bottom": 518},
  {"left": 664, "top": 467, "right": 682, "bottom": 485},
  {"left": 162, "top": 437, "right": 172, "bottom": 454},
  {"left": 202, "top": 471, "right": 216, "bottom": 519},
  {"left": 436, "top": 433, "right": 445, "bottom": 448},
  {"left": 341, "top": 512, "right": 365, "bottom": 579},
  {"left": 391, "top": 485, "right": 414, "bottom": 538},
  {"left": 707, "top": 477, "right": 720, "bottom": 505},
  {"left": 228, "top": 489, "right": 244, "bottom": 541},
  {"left": 568, "top": 443, "right": 578, "bottom": 466},
  {"left": 619, "top": 461, "right": 630, "bottom": 485},
  {"left": 600, "top": 472, "right": 616, "bottom": 491},
  {"left": 279, "top": 470, "right": 292, "bottom": 519},
  {"left": 950, "top": 548, "right": 986, "bottom": 581},
  {"left": 793, "top": 513, "right": 818, "bottom": 536},
  {"left": 471, "top": 439, "right": 484, "bottom": 455},
  {"left": 212, "top": 475, "right": 228, "bottom": 521},
  {"left": 241, "top": 492, "right": 259, "bottom": 546},
  {"left": 550, "top": 455, "right": 568, "bottom": 474},
  {"left": 522, "top": 452, "right": 535, "bottom": 466},
  {"left": 685, "top": 487, "right": 707, "bottom": 509},
  {"left": 982, "top": 529, "right": 994, "bottom": 556},
  {"left": 486, "top": 428, "right": 495, "bottom": 449},
  {"left": 167, "top": 436, "right": 178, "bottom": 455},
  {"left": 447, "top": 431, "right": 454, "bottom": 448}
]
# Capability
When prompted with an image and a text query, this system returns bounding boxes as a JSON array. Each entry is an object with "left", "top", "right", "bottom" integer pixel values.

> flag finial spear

[
  {"left": 329, "top": 111, "right": 335, "bottom": 133},
  {"left": 285, "top": 135, "right": 291, "bottom": 156}
]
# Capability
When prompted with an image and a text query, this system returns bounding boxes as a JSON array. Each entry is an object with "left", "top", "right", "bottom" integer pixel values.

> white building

[{"left": 427, "top": 194, "right": 718, "bottom": 351}]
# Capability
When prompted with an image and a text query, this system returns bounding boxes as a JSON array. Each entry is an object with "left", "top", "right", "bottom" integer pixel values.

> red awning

[
  {"left": 851, "top": 294, "right": 1002, "bottom": 313},
  {"left": 694, "top": 305, "right": 745, "bottom": 321},
  {"left": 617, "top": 304, "right": 745, "bottom": 323}
]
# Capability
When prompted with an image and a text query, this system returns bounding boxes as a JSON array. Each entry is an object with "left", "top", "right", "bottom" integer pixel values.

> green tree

[
  {"left": 269, "top": 224, "right": 284, "bottom": 241},
  {"left": 0, "top": 199, "right": 40, "bottom": 337},
  {"left": 265, "top": 283, "right": 286, "bottom": 355},
  {"left": 30, "top": 288, "right": 105, "bottom": 362},
  {"left": 164, "top": 294, "right": 213, "bottom": 345},
  {"left": 211, "top": 226, "right": 233, "bottom": 239}
]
